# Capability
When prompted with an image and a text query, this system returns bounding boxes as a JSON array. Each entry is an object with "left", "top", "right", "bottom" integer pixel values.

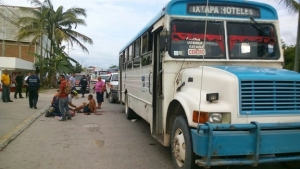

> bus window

[
  {"left": 142, "top": 33, "right": 148, "bottom": 54},
  {"left": 129, "top": 45, "right": 133, "bottom": 61},
  {"left": 142, "top": 54, "right": 152, "bottom": 66},
  {"left": 135, "top": 39, "right": 141, "bottom": 57},
  {"left": 124, "top": 48, "right": 128, "bottom": 62},
  {"left": 170, "top": 20, "right": 225, "bottom": 58},
  {"left": 133, "top": 57, "right": 141, "bottom": 69},
  {"left": 148, "top": 32, "right": 153, "bottom": 51},
  {"left": 227, "top": 22, "right": 279, "bottom": 59},
  {"left": 127, "top": 61, "right": 133, "bottom": 69}
]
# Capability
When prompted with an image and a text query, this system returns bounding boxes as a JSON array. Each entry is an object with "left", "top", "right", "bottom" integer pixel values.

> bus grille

[{"left": 240, "top": 80, "right": 300, "bottom": 115}]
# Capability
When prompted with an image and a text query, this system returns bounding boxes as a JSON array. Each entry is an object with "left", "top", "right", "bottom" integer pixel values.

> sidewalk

[{"left": 0, "top": 89, "right": 56, "bottom": 150}]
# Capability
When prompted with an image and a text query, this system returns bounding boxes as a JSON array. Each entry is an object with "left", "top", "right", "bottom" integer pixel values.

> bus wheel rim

[{"left": 173, "top": 128, "right": 186, "bottom": 167}]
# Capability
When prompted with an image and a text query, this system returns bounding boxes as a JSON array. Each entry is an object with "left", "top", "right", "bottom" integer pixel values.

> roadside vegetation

[{"left": 16, "top": 0, "right": 93, "bottom": 87}]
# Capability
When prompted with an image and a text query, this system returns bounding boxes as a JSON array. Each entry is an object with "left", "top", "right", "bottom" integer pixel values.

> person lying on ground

[{"left": 71, "top": 94, "right": 96, "bottom": 115}]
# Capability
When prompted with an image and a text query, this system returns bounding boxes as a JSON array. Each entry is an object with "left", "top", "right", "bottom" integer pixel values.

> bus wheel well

[{"left": 166, "top": 100, "right": 186, "bottom": 136}]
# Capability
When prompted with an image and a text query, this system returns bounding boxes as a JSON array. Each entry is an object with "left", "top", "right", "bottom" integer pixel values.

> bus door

[{"left": 152, "top": 27, "right": 164, "bottom": 139}]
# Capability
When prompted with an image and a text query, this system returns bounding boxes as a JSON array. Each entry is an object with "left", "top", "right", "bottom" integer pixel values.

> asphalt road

[{"left": 0, "top": 92, "right": 291, "bottom": 169}]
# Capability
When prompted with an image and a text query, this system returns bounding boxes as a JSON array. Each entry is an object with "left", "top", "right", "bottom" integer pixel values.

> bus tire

[
  {"left": 171, "top": 116, "right": 198, "bottom": 169},
  {"left": 125, "top": 96, "right": 137, "bottom": 119}
]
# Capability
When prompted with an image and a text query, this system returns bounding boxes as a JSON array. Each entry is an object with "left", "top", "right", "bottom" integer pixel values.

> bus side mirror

[{"left": 159, "top": 30, "right": 169, "bottom": 52}]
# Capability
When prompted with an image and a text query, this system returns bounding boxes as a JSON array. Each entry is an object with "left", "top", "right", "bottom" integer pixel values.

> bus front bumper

[{"left": 191, "top": 122, "right": 300, "bottom": 167}]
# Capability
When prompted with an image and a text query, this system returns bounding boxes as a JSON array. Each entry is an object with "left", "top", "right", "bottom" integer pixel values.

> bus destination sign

[{"left": 188, "top": 4, "right": 260, "bottom": 17}]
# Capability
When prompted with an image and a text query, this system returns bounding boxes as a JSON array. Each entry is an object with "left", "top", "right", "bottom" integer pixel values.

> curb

[{"left": 0, "top": 103, "right": 51, "bottom": 150}]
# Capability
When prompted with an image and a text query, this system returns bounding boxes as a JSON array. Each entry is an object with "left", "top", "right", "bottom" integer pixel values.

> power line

[{"left": 0, "top": 11, "right": 21, "bottom": 28}]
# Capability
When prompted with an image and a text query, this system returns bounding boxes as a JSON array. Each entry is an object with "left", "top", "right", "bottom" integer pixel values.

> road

[{"left": 0, "top": 92, "right": 290, "bottom": 169}]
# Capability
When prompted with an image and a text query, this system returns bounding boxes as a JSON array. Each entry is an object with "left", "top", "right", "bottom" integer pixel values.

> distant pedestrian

[
  {"left": 93, "top": 76, "right": 105, "bottom": 109},
  {"left": 57, "top": 74, "right": 72, "bottom": 121},
  {"left": 1, "top": 69, "right": 13, "bottom": 102},
  {"left": 69, "top": 73, "right": 76, "bottom": 90},
  {"left": 26, "top": 71, "right": 40, "bottom": 109},
  {"left": 14, "top": 72, "right": 24, "bottom": 99},
  {"left": 79, "top": 75, "right": 88, "bottom": 98},
  {"left": 86, "top": 74, "right": 90, "bottom": 83},
  {"left": 24, "top": 72, "right": 31, "bottom": 98}
]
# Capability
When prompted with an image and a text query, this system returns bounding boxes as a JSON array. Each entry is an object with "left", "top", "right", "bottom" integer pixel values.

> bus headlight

[
  {"left": 209, "top": 113, "right": 222, "bottom": 123},
  {"left": 193, "top": 111, "right": 231, "bottom": 124}
]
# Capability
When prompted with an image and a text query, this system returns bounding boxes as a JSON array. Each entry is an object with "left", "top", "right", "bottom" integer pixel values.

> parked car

[
  {"left": 90, "top": 73, "right": 98, "bottom": 85},
  {"left": 105, "top": 73, "right": 119, "bottom": 103},
  {"left": 74, "top": 74, "right": 90, "bottom": 93}
]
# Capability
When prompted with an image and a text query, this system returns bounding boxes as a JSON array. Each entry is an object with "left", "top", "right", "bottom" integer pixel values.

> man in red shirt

[{"left": 57, "top": 75, "right": 72, "bottom": 121}]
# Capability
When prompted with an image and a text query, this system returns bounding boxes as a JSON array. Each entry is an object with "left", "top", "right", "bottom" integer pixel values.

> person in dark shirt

[
  {"left": 14, "top": 72, "right": 24, "bottom": 99},
  {"left": 79, "top": 75, "right": 88, "bottom": 98},
  {"left": 26, "top": 71, "right": 40, "bottom": 109}
]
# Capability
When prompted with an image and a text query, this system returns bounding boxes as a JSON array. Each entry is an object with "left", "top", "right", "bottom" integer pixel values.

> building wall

[
  {"left": 0, "top": 41, "right": 35, "bottom": 62},
  {"left": 0, "top": 5, "right": 39, "bottom": 63}
]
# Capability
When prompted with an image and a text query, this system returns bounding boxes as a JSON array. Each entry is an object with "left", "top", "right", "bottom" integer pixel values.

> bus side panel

[{"left": 124, "top": 65, "right": 153, "bottom": 123}]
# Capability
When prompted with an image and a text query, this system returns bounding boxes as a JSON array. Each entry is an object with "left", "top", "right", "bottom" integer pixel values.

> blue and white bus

[{"left": 118, "top": 0, "right": 300, "bottom": 168}]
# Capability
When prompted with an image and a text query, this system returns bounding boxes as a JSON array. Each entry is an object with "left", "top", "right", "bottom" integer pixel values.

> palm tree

[
  {"left": 16, "top": 0, "right": 93, "bottom": 86},
  {"left": 275, "top": 0, "right": 300, "bottom": 71}
]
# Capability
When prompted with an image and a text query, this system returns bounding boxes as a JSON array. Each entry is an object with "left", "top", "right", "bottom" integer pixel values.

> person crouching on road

[
  {"left": 93, "top": 76, "right": 105, "bottom": 109},
  {"left": 57, "top": 75, "right": 72, "bottom": 121},
  {"left": 68, "top": 91, "right": 77, "bottom": 116},
  {"left": 26, "top": 71, "right": 40, "bottom": 109}
]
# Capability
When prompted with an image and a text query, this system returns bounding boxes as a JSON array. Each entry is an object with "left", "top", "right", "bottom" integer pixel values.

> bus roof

[{"left": 119, "top": 0, "right": 278, "bottom": 53}]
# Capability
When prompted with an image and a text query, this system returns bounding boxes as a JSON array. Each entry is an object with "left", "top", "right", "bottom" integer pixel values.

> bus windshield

[
  {"left": 170, "top": 20, "right": 280, "bottom": 59},
  {"left": 227, "top": 22, "right": 279, "bottom": 59},
  {"left": 171, "top": 20, "right": 225, "bottom": 58}
]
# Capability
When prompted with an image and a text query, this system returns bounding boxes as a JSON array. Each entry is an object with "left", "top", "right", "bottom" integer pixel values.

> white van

[{"left": 105, "top": 73, "right": 118, "bottom": 103}]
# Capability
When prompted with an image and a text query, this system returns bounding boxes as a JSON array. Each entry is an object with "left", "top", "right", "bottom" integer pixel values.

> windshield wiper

[{"left": 250, "top": 17, "right": 271, "bottom": 37}]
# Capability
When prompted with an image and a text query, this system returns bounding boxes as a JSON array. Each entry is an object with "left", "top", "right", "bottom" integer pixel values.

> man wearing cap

[
  {"left": 1, "top": 69, "right": 13, "bottom": 102},
  {"left": 26, "top": 71, "right": 40, "bottom": 109}
]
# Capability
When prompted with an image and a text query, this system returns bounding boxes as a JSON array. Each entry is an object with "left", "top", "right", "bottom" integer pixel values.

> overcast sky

[{"left": 2, "top": 0, "right": 298, "bottom": 69}]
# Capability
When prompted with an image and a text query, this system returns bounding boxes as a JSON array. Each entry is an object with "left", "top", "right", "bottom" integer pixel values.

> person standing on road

[
  {"left": 24, "top": 72, "right": 31, "bottom": 98},
  {"left": 93, "top": 76, "right": 105, "bottom": 109},
  {"left": 69, "top": 73, "right": 76, "bottom": 90},
  {"left": 79, "top": 75, "right": 88, "bottom": 98},
  {"left": 1, "top": 69, "right": 13, "bottom": 103},
  {"left": 57, "top": 74, "right": 72, "bottom": 121},
  {"left": 86, "top": 74, "right": 90, "bottom": 83},
  {"left": 26, "top": 71, "right": 40, "bottom": 109},
  {"left": 14, "top": 72, "right": 24, "bottom": 99}
]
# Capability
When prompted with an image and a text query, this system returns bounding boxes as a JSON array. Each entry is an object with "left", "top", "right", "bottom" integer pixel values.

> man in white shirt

[
  {"left": 69, "top": 73, "right": 76, "bottom": 90},
  {"left": 24, "top": 72, "right": 31, "bottom": 98}
]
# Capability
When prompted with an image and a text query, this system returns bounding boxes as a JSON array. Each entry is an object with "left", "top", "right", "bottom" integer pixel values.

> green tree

[
  {"left": 283, "top": 44, "right": 296, "bottom": 70},
  {"left": 275, "top": 0, "right": 300, "bottom": 71},
  {"left": 74, "top": 63, "right": 83, "bottom": 73},
  {"left": 109, "top": 65, "right": 117, "bottom": 68},
  {"left": 17, "top": 0, "right": 93, "bottom": 86}
]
